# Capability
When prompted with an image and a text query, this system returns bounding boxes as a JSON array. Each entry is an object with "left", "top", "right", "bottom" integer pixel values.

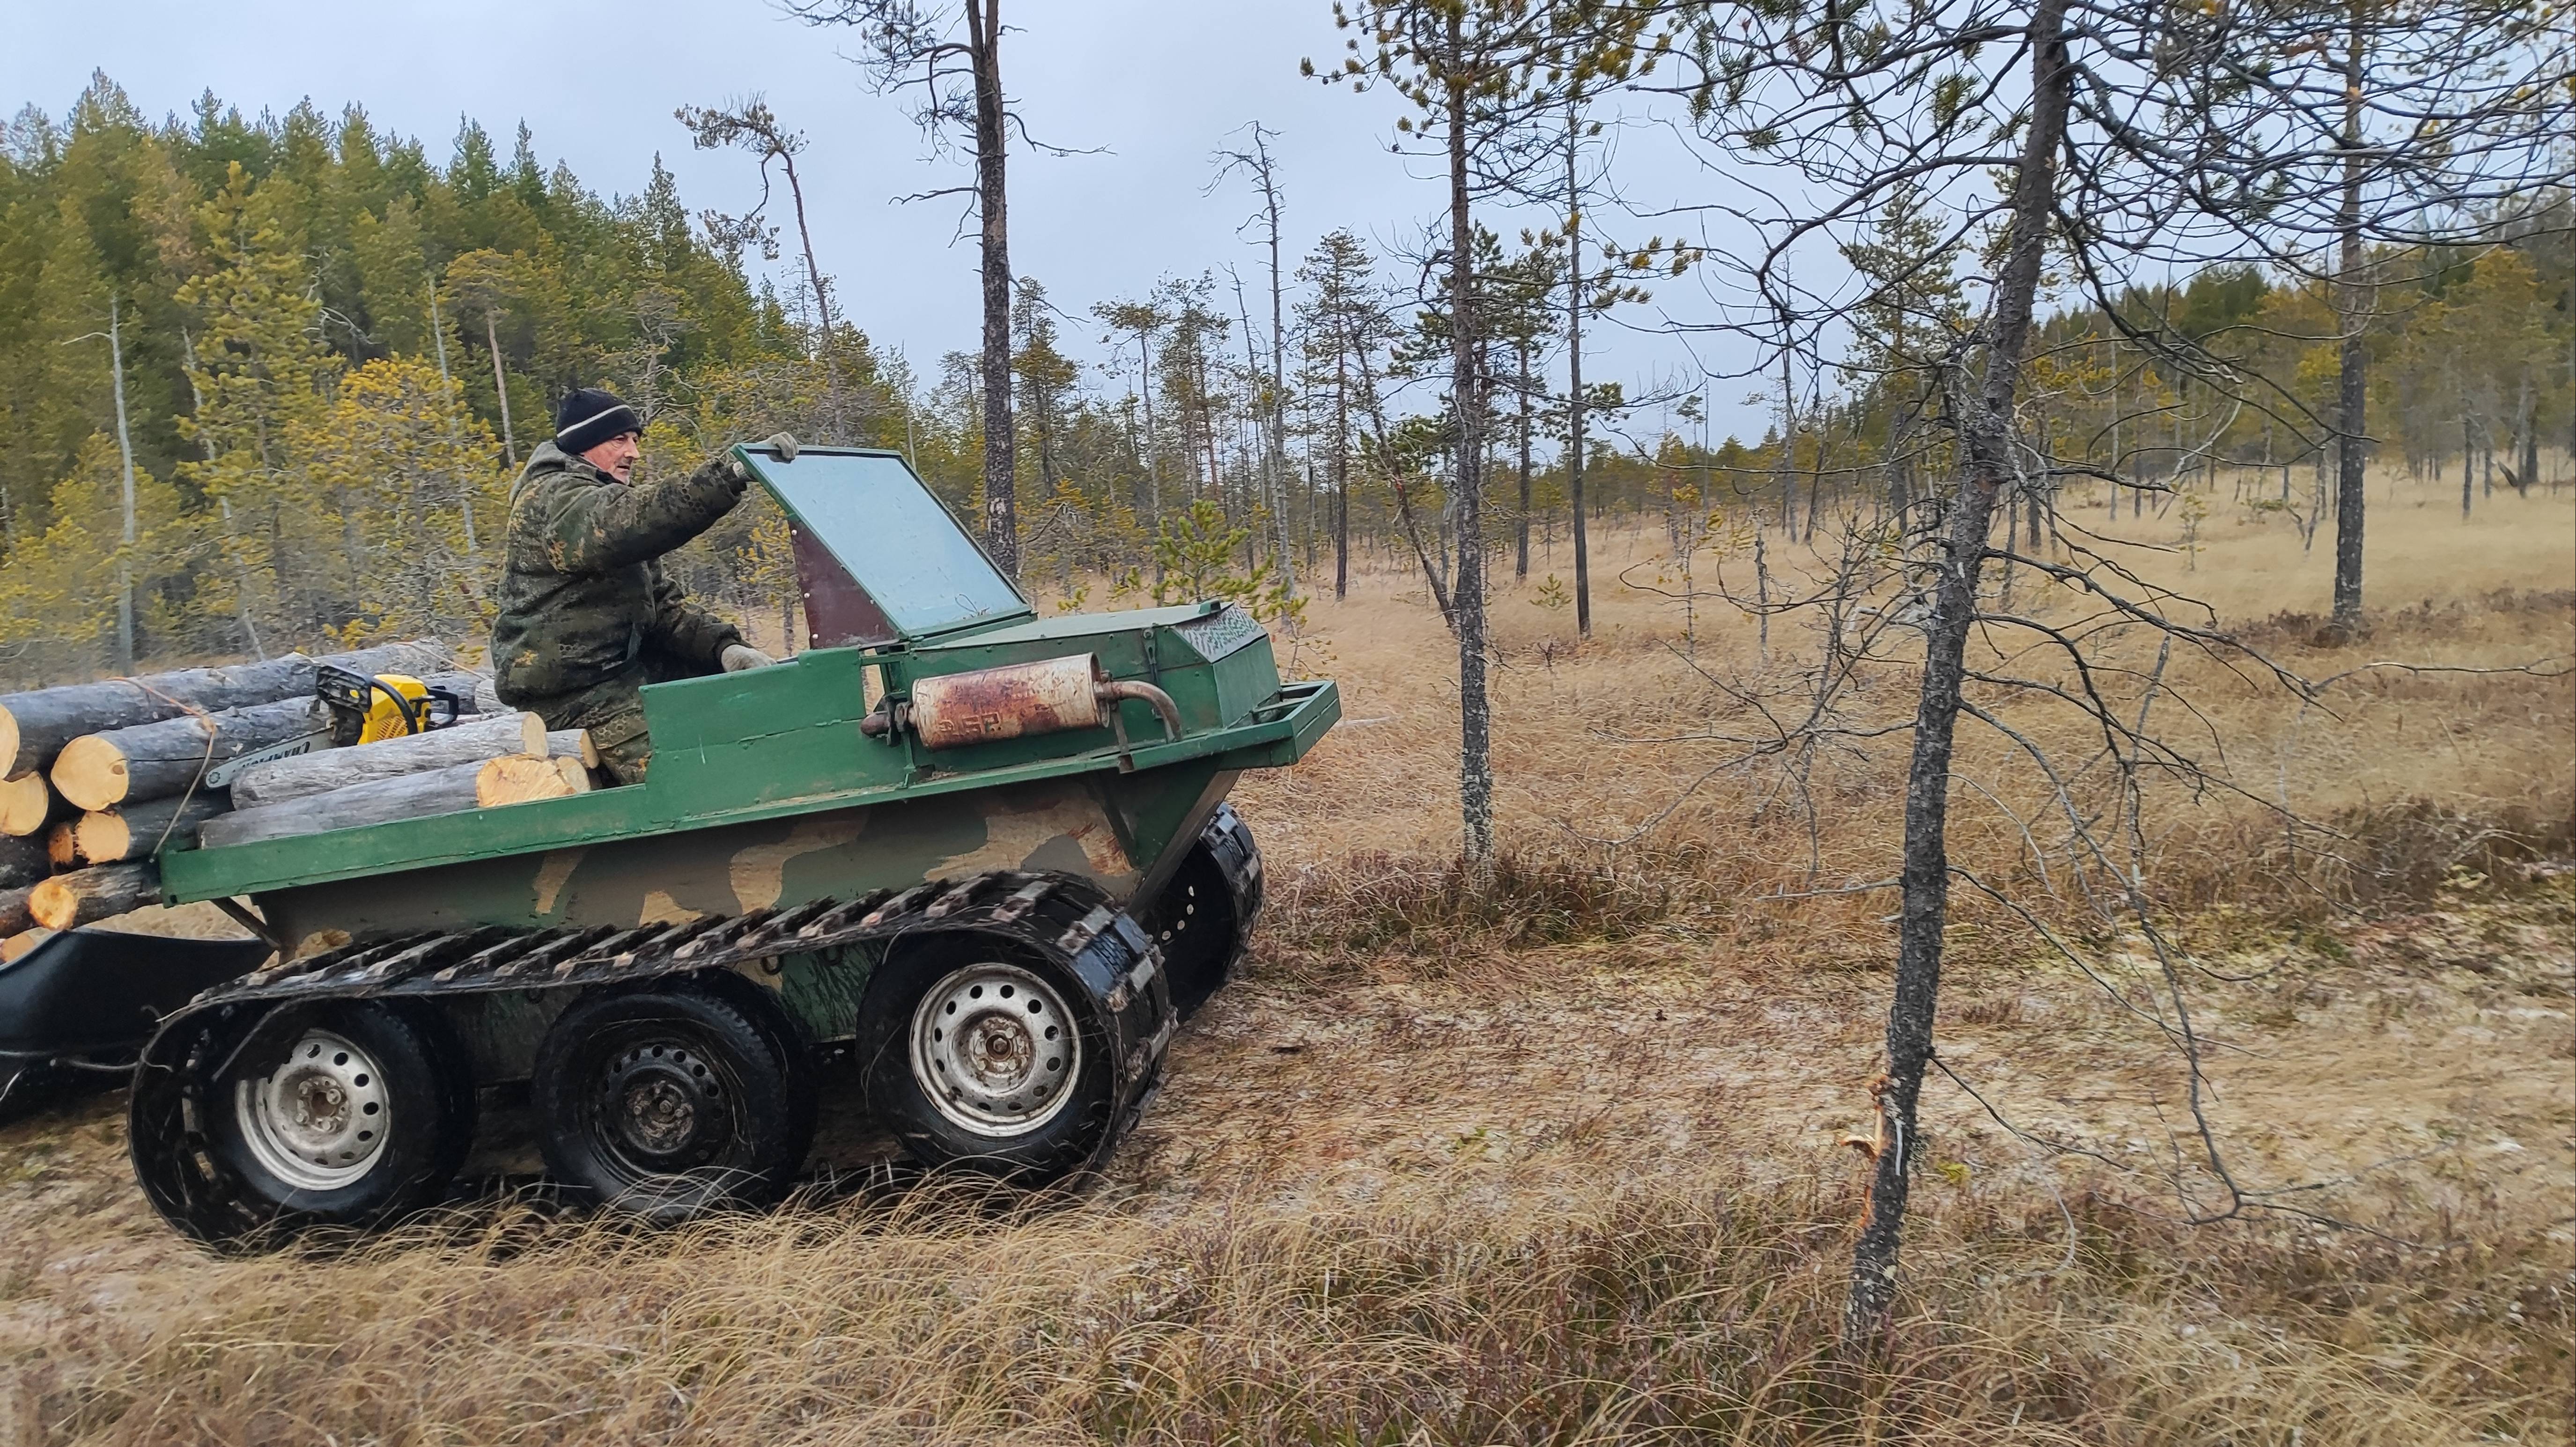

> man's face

[{"left": 582, "top": 432, "right": 642, "bottom": 483}]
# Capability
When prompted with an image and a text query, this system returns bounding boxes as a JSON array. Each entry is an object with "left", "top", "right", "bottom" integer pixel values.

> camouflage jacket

[{"left": 490, "top": 441, "right": 746, "bottom": 706}]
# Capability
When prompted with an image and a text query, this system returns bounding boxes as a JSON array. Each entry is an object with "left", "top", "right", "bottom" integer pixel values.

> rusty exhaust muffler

[{"left": 861, "top": 654, "right": 1181, "bottom": 749}]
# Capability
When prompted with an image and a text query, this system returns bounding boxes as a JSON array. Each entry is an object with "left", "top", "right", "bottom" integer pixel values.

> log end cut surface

[
  {"left": 474, "top": 754, "right": 591, "bottom": 808},
  {"left": 50, "top": 735, "right": 131, "bottom": 813},
  {"left": 0, "top": 774, "right": 56, "bottom": 837}
]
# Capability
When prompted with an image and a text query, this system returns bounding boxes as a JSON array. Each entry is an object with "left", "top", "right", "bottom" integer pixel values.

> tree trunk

[
  {"left": 1335, "top": 346, "right": 1352, "bottom": 600},
  {"left": 1516, "top": 336, "right": 1534, "bottom": 581},
  {"left": 106, "top": 294, "right": 140, "bottom": 676},
  {"left": 2328, "top": 2, "right": 2369, "bottom": 632},
  {"left": 2514, "top": 376, "right": 2538, "bottom": 495},
  {"left": 486, "top": 312, "right": 517, "bottom": 469},
  {"left": 1445, "top": 20, "right": 1494, "bottom": 876},
  {"left": 1845, "top": 0, "right": 2070, "bottom": 1352},
  {"left": 1258, "top": 137, "right": 1297, "bottom": 598},
  {"left": 1565, "top": 97, "right": 1591, "bottom": 639},
  {"left": 226, "top": 712, "right": 552, "bottom": 809},
  {"left": 781, "top": 149, "right": 844, "bottom": 423},
  {"left": 2463, "top": 411, "right": 2475, "bottom": 517},
  {"left": 68, "top": 794, "right": 229, "bottom": 866},
  {"left": 0, "top": 886, "right": 29, "bottom": 937},
  {"left": 27, "top": 861, "right": 161, "bottom": 932},
  {"left": 966, "top": 0, "right": 1018, "bottom": 577},
  {"left": 1390, "top": 479, "right": 1458, "bottom": 627}
]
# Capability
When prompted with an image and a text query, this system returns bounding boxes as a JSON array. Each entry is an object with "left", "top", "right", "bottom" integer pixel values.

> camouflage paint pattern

[
  {"left": 489, "top": 440, "right": 747, "bottom": 714},
  {"left": 255, "top": 766, "right": 1237, "bottom": 959}
]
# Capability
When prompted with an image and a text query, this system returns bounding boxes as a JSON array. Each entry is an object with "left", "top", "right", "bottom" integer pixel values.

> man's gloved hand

[
  {"left": 725, "top": 433, "right": 800, "bottom": 483},
  {"left": 720, "top": 643, "right": 777, "bottom": 673}
]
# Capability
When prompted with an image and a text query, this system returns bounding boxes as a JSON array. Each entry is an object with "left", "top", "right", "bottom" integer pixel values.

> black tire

[
  {"left": 858, "top": 937, "right": 1116, "bottom": 1183},
  {"left": 1140, "top": 811, "right": 1257, "bottom": 1020},
  {"left": 531, "top": 984, "right": 811, "bottom": 1222},
  {"left": 203, "top": 1001, "right": 473, "bottom": 1228}
]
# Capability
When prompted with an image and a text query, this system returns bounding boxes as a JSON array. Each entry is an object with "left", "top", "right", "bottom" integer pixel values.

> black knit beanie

[{"left": 554, "top": 388, "right": 643, "bottom": 457}]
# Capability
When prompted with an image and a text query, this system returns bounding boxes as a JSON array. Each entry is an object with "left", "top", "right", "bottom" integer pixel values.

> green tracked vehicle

[{"left": 128, "top": 445, "right": 1338, "bottom": 1246}]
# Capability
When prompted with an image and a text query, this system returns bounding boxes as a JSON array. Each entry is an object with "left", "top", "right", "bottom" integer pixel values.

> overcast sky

[{"left": 8, "top": 0, "right": 1778, "bottom": 439}]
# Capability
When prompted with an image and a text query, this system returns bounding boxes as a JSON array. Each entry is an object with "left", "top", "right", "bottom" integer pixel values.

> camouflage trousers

[
  {"left": 524, "top": 653, "right": 721, "bottom": 786},
  {"left": 534, "top": 680, "right": 655, "bottom": 786}
]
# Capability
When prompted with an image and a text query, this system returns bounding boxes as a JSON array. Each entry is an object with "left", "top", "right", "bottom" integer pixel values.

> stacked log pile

[
  {"left": 0, "top": 642, "right": 601, "bottom": 950},
  {"left": 225, "top": 712, "right": 560, "bottom": 808},
  {"left": 201, "top": 753, "right": 592, "bottom": 850},
  {"left": 0, "top": 643, "right": 448, "bottom": 833}
]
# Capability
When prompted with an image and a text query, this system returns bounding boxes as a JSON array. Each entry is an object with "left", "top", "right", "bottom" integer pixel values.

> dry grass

[
  {"left": 0, "top": 470, "right": 2569, "bottom": 1444},
  {"left": 5, "top": 1169, "right": 2565, "bottom": 1445}
]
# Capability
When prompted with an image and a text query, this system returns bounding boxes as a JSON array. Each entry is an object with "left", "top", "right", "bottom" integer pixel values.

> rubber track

[{"left": 187, "top": 869, "right": 1153, "bottom": 1014}]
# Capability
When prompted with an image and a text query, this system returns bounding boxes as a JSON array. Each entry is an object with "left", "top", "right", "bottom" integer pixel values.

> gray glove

[
  {"left": 720, "top": 643, "right": 777, "bottom": 673},
  {"left": 726, "top": 433, "right": 800, "bottom": 483}
]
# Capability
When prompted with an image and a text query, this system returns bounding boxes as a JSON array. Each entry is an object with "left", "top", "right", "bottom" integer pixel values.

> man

[{"left": 491, "top": 387, "right": 796, "bottom": 784}]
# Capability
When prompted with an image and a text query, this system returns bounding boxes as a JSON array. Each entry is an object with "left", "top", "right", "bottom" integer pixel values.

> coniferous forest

[{"left": 2, "top": 74, "right": 2567, "bottom": 687}]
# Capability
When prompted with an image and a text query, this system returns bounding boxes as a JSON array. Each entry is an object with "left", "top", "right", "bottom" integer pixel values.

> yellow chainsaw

[{"left": 205, "top": 667, "right": 469, "bottom": 787}]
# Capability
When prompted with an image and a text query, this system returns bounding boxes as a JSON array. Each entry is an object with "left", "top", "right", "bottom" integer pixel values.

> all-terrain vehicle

[{"left": 125, "top": 445, "right": 1338, "bottom": 1246}]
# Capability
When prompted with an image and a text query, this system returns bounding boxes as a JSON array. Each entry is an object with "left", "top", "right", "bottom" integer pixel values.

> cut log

[
  {"left": 542, "top": 729, "right": 598, "bottom": 769},
  {"left": 226, "top": 712, "right": 541, "bottom": 810},
  {"left": 1, "top": 773, "right": 63, "bottom": 838},
  {"left": 0, "top": 833, "right": 44, "bottom": 891},
  {"left": 475, "top": 753, "right": 592, "bottom": 807},
  {"left": 1, "top": 928, "right": 52, "bottom": 964},
  {"left": 0, "top": 641, "right": 449, "bottom": 778},
  {"left": 472, "top": 676, "right": 504, "bottom": 713},
  {"left": 1, "top": 885, "right": 30, "bottom": 936},
  {"left": 69, "top": 795, "right": 229, "bottom": 866},
  {"left": 52, "top": 698, "right": 325, "bottom": 813},
  {"left": 202, "top": 760, "right": 490, "bottom": 849},
  {"left": 46, "top": 821, "right": 77, "bottom": 869},
  {"left": 28, "top": 861, "right": 162, "bottom": 932}
]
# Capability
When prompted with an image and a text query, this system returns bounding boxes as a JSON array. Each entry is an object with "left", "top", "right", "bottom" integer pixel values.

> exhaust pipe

[{"left": 862, "top": 654, "right": 1182, "bottom": 749}]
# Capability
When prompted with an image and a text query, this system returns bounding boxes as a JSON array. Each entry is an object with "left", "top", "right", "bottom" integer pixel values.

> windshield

[{"left": 743, "top": 448, "right": 1029, "bottom": 640}]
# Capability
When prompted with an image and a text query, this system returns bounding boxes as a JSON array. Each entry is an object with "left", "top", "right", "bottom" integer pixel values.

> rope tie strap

[{"left": 106, "top": 676, "right": 226, "bottom": 858}]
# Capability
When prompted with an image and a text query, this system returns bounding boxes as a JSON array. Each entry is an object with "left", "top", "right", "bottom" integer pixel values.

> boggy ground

[{"left": 0, "top": 474, "right": 2569, "bottom": 1444}]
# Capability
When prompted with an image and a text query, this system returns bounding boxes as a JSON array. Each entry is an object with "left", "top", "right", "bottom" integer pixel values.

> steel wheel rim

[
  {"left": 908, "top": 962, "right": 1080, "bottom": 1137},
  {"left": 233, "top": 1028, "right": 390, "bottom": 1191},
  {"left": 590, "top": 1030, "right": 745, "bottom": 1180}
]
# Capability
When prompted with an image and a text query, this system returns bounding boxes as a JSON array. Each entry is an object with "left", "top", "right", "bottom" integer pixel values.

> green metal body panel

[{"left": 153, "top": 446, "right": 1339, "bottom": 968}]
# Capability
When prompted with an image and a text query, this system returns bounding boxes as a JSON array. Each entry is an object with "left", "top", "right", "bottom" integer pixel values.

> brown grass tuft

[
  {"left": 2162, "top": 794, "right": 2576, "bottom": 915},
  {"left": 1270, "top": 842, "right": 1700, "bottom": 960}
]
